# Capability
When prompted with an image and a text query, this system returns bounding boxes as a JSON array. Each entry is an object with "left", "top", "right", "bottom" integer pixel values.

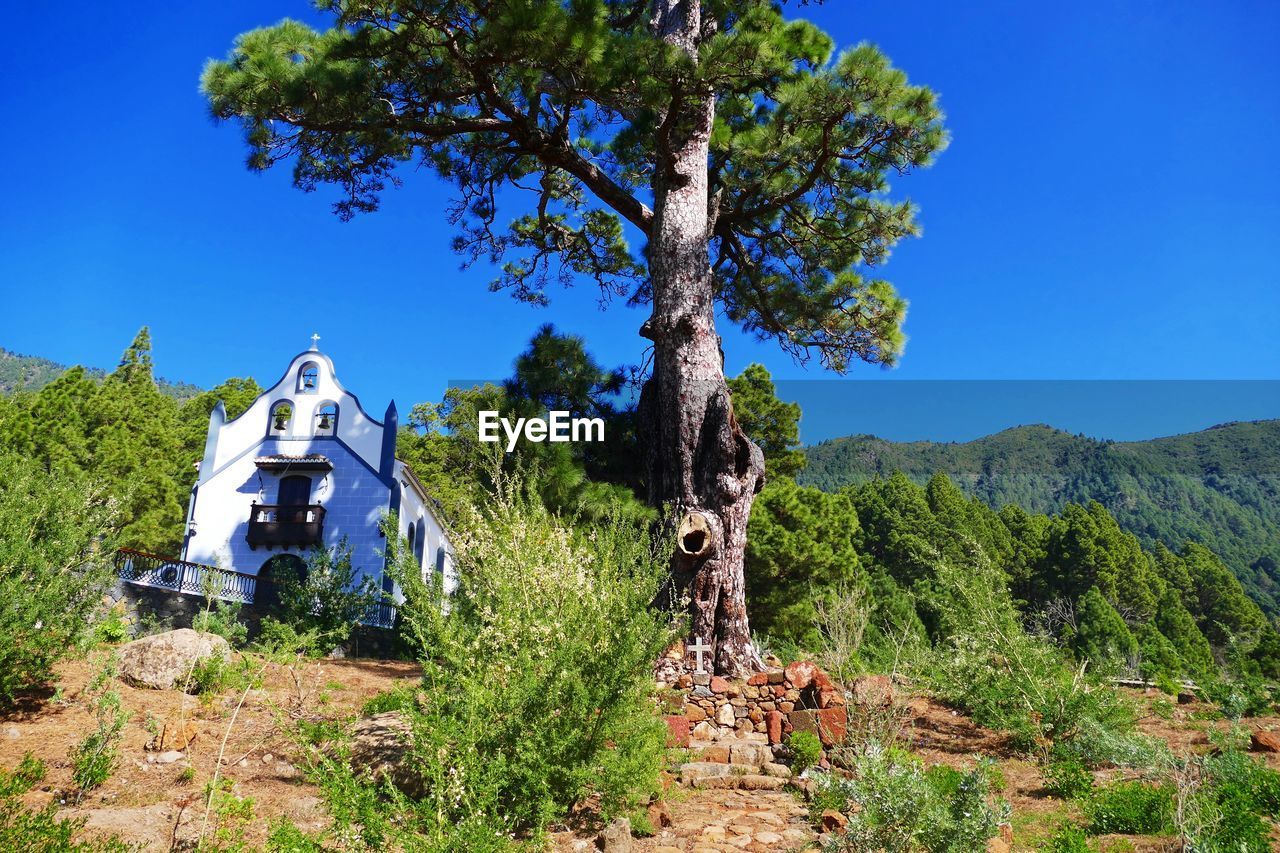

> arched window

[
  {"left": 406, "top": 522, "right": 416, "bottom": 559},
  {"left": 315, "top": 401, "right": 338, "bottom": 435},
  {"left": 435, "top": 546, "right": 447, "bottom": 575},
  {"left": 413, "top": 521, "right": 426, "bottom": 568},
  {"left": 269, "top": 400, "right": 294, "bottom": 433},
  {"left": 298, "top": 363, "right": 319, "bottom": 394}
]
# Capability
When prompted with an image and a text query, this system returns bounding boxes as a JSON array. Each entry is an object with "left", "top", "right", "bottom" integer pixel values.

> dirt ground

[
  {"left": 3, "top": 655, "right": 1279, "bottom": 851},
  {"left": 0, "top": 653, "right": 421, "bottom": 850}
]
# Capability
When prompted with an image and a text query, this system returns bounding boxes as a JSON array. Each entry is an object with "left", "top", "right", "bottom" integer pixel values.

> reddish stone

[
  {"left": 709, "top": 675, "right": 731, "bottom": 694},
  {"left": 663, "top": 714, "right": 690, "bottom": 748},
  {"left": 747, "top": 673, "right": 769, "bottom": 686},
  {"left": 791, "top": 707, "right": 848, "bottom": 747},
  {"left": 765, "top": 710, "right": 784, "bottom": 745},
  {"left": 1251, "top": 730, "right": 1280, "bottom": 753},
  {"left": 685, "top": 704, "right": 707, "bottom": 723},
  {"left": 820, "top": 810, "right": 848, "bottom": 833},
  {"left": 784, "top": 660, "right": 819, "bottom": 690},
  {"left": 772, "top": 684, "right": 786, "bottom": 698},
  {"left": 647, "top": 800, "right": 672, "bottom": 829},
  {"left": 702, "top": 745, "right": 730, "bottom": 764}
]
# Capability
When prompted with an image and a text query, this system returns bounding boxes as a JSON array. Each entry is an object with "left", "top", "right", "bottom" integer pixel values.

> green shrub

[
  {"left": 92, "top": 609, "right": 129, "bottom": 644},
  {"left": 814, "top": 745, "right": 1008, "bottom": 852},
  {"left": 298, "top": 481, "right": 676, "bottom": 847},
  {"left": 1173, "top": 744, "right": 1280, "bottom": 851},
  {"left": 189, "top": 653, "right": 255, "bottom": 697},
  {"left": 787, "top": 731, "right": 823, "bottom": 773},
  {"left": 922, "top": 558, "right": 1138, "bottom": 758},
  {"left": 1, "top": 753, "right": 129, "bottom": 851},
  {"left": 0, "top": 453, "right": 119, "bottom": 706},
  {"left": 1084, "top": 780, "right": 1172, "bottom": 835},
  {"left": 193, "top": 599, "right": 248, "bottom": 647},
  {"left": 1202, "top": 676, "right": 1276, "bottom": 719},
  {"left": 1040, "top": 823, "right": 1091, "bottom": 852},
  {"left": 71, "top": 656, "right": 127, "bottom": 796},
  {"left": 266, "top": 816, "right": 326, "bottom": 851},
  {"left": 360, "top": 684, "right": 417, "bottom": 716},
  {"left": 267, "top": 539, "right": 379, "bottom": 655},
  {"left": 1042, "top": 754, "right": 1093, "bottom": 800}
]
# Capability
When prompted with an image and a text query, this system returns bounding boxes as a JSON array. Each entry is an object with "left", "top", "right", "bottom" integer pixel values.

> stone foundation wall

[
  {"left": 102, "top": 580, "right": 401, "bottom": 659},
  {"left": 662, "top": 660, "right": 850, "bottom": 749}
]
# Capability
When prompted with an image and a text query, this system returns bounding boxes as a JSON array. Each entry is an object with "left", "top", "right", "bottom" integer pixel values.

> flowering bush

[
  {"left": 813, "top": 743, "right": 1008, "bottom": 852},
  {"left": 0, "top": 452, "right": 118, "bottom": 706},
  {"left": 302, "top": 476, "right": 676, "bottom": 848}
]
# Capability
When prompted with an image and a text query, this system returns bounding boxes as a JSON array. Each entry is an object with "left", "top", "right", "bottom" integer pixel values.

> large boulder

[{"left": 116, "top": 629, "right": 231, "bottom": 691}]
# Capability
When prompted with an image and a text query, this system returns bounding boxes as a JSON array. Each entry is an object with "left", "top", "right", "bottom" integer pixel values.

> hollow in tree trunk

[{"left": 640, "top": 0, "right": 765, "bottom": 678}]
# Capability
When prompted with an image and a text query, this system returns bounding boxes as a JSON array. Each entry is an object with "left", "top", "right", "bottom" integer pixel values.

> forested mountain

[
  {"left": 0, "top": 346, "right": 201, "bottom": 399},
  {"left": 799, "top": 422, "right": 1280, "bottom": 615}
]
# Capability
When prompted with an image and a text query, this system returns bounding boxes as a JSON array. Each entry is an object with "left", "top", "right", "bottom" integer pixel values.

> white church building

[{"left": 147, "top": 338, "right": 453, "bottom": 614}]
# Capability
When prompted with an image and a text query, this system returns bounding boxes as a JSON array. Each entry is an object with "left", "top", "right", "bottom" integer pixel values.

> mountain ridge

[{"left": 799, "top": 419, "right": 1280, "bottom": 615}]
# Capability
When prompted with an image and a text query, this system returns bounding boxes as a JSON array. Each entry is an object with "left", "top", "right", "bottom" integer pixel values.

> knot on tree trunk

[{"left": 676, "top": 510, "right": 720, "bottom": 562}]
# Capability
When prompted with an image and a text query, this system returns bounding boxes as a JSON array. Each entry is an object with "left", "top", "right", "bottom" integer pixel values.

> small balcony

[{"left": 246, "top": 503, "right": 326, "bottom": 550}]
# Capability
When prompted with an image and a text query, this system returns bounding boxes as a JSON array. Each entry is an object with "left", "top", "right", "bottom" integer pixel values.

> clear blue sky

[{"left": 1, "top": 2, "right": 1277, "bottom": 441}]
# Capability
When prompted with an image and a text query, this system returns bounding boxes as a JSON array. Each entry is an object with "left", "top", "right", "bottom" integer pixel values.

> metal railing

[
  {"left": 116, "top": 548, "right": 398, "bottom": 627},
  {"left": 115, "top": 548, "right": 257, "bottom": 604}
]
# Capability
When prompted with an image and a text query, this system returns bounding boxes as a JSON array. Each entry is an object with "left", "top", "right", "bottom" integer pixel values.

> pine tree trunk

[{"left": 640, "top": 0, "right": 765, "bottom": 677}]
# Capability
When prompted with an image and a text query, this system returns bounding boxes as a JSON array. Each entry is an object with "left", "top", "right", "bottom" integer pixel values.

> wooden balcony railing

[
  {"left": 115, "top": 548, "right": 256, "bottom": 604},
  {"left": 246, "top": 503, "right": 326, "bottom": 550}
]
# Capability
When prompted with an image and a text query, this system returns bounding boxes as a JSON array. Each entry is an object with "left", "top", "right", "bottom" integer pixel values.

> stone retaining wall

[
  {"left": 662, "top": 660, "right": 851, "bottom": 750},
  {"left": 102, "top": 580, "right": 400, "bottom": 658}
]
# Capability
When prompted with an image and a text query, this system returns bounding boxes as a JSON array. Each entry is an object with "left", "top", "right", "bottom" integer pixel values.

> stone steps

[{"left": 678, "top": 739, "right": 793, "bottom": 791}]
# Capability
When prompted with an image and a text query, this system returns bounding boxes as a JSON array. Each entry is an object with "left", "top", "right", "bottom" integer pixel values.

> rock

[
  {"left": 761, "top": 762, "right": 791, "bottom": 778},
  {"left": 791, "top": 707, "right": 849, "bottom": 746},
  {"left": 784, "top": 660, "right": 819, "bottom": 691},
  {"left": 692, "top": 673, "right": 711, "bottom": 686},
  {"left": 729, "top": 742, "right": 772, "bottom": 767},
  {"left": 820, "top": 810, "right": 848, "bottom": 833},
  {"left": 686, "top": 704, "right": 708, "bottom": 722},
  {"left": 347, "top": 712, "right": 424, "bottom": 797},
  {"left": 716, "top": 703, "right": 736, "bottom": 726},
  {"left": 598, "top": 817, "right": 631, "bottom": 852},
  {"left": 851, "top": 675, "right": 895, "bottom": 708},
  {"left": 152, "top": 718, "right": 198, "bottom": 752},
  {"left": 691, "top": 721, "right": 720, "bottom": 741},
  {"left": 765, "top": 710, "right": 784, "bottom": 745},
  {"left": 709, "top": 675, "right": 731, "bottom": 693},
  {"left": 664, "top": 714, "right": 691, "bottom": 748},
  {"left": 647, "top": 800, "right": 672, "bottom": 829},
  {"left": 153, "top": 750, "right": 185, "bottom": 764},
  {"left": 755, "top": 831, "right": 783, "bottom": 845},
  {"left": 117, "top": 630, "right": 231, "bottom": 691},
  {"left": 5, "top": 727, "right": 19, "bottom": 740},
  {"left": 702, "top": 745, "right": 730, "bottom": 764},
  {"left": 261, "top": 753, "right": 274, "bottom": 763},
  {"left": 1251, "top": 730, "right": 1280, "bottom": 753},
  {"left": 747, "top": 673, "right": 769, "bottom": 686},
  {"left": 680, "top": 762, "right": 733, "bottom": 786}
]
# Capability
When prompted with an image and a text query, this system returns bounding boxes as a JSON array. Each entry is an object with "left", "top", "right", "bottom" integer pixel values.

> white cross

[
  {"left": 310, "top": 333, "right": 321, "bottom": 350},
  {"left": 689, "top": 636, "right": 712, "bottom": 674}
]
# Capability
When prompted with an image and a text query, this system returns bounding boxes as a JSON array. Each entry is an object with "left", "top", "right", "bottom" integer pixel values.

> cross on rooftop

[
  {"left": 689, "top": 636, "right": 712, "bottom": 674},
  {"left": 309, "top": 333, "right": 321, "bottom": 350}
]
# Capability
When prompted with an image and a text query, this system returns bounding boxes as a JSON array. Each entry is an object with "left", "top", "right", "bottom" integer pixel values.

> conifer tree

[
  {"left": 201, "top": 1, "right": 946, "bottom": 673},
  {"left": 1071, "top": 586, "right": 1137, "bottom": 674},
  {"left": 727, "top": 364, "right": 804, "bottom": 478}
]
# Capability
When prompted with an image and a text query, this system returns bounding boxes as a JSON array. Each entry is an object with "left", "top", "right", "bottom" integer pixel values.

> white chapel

[{"left": 174, "top": 337, "right": 453, "bottom": 606}]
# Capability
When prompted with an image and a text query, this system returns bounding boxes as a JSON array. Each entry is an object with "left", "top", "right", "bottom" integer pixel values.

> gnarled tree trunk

[{"left": 640, "top": 0, "right": 765, "bottom": 677}]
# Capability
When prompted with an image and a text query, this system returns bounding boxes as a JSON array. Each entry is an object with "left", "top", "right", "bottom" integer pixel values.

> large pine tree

[{"left": 202, "top": 0, "right": 946, "bottom": 673}]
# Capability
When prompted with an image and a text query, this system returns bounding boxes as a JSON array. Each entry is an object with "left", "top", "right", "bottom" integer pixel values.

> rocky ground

[{"left": 3, "top": 647, "right": 1280, "bottom": 851}]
